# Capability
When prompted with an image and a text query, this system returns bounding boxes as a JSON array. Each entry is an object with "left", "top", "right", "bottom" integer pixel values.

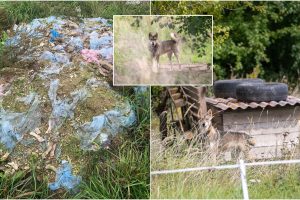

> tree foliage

[
  {"left": 131, "top": 15, "right": 212, "bottom": 57},
  {"left": 152, "top": 1, "right": 300, "bottom": 89}
]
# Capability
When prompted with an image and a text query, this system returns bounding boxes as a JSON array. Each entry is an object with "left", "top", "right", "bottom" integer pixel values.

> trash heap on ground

[{"left": 0, "top": 16, "right": 142, "bottom": 192}]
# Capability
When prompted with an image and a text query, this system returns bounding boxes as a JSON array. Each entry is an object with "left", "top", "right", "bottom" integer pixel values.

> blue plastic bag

[
  {"left": 49, "top": 29, "right": 63, "bottom": 43},
  {"left": 48, "top": 160, "right": 82, "bottom": 191}
]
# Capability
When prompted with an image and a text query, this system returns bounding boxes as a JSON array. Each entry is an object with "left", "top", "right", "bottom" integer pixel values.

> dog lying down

[{"left": 148, "top": 32, "right": 181, "bottom": 73}]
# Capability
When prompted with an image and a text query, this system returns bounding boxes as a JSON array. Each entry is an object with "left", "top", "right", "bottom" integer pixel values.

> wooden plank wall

[
  {"left": 181, "top": 86, "right": 207, "bottom": 120},
  {"left": 222, "top": 106, "right": 300, "bottom": 159}
]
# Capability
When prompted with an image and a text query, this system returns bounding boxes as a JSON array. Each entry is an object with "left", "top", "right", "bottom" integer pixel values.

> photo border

[{"left": 113, "top": 14, "right": 214, "bottom": 86}]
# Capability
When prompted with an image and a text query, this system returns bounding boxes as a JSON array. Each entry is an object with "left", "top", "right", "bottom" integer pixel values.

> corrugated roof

[{"left": 206, "top": 96, "right": 300, "bottom": 111}]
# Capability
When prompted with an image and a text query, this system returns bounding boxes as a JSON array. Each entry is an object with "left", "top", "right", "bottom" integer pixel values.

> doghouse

[
  {"left": 167, "top": 86, "right": 300, "bottom": 159},
  {"left": 206, "top": 96, "right": 300, "bottom": 159}
]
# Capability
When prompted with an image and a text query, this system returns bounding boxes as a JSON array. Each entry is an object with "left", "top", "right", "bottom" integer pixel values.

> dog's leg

[
  {"left": 156, "top": 55, "right": 160, "bottom": 72},
  {"left": 167, "top": 52, "right": 173, "bottom": 71},
  {"left": 174, "top": 52, "right": 181, "bottom": 71},
  {"left": 152, "top": 57, "right": 158, "bottom": 73}
]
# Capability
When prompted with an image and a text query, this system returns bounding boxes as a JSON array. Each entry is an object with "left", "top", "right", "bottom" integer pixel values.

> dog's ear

[
  {"left": 154, "top": 32, "right": 158, "bottom": 38},
  {"left": 149, "top": 32, "right": 152, "bottom": 38},
  {"left": 206, "top": 109, "right": 213, "bottom": 119}
]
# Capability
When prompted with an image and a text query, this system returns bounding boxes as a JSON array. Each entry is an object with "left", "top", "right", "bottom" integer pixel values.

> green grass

[
  {"left": 151, "top": 113, "right": 300, "bottom": 199},
  {"left": 75, "top": 141, "right": 150, "bottom": 199},
  {"left": 74, "top": 88, "right": 150, "bottom": 199},
  {"left": 0, "top": 1, "right": 150, "bottom": 23},
  {"left": 152, "top": 165, "right": 300, "bottom": 199}
]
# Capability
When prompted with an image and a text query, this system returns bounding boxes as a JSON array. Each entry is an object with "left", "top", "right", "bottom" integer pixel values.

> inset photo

[{"left": 113, "top": 15, "right": 213, "bottom": 85}]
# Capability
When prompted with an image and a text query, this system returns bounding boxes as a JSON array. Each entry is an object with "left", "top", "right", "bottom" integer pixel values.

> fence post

[{"left": 239, "top": 159, "right": 249, "bottom": 200}]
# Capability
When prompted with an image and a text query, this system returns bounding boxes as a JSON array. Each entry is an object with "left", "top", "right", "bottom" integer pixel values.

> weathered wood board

[
  {"left": 220, "top": 106, "right": 300, "bottom": 159},
  {"left": 159, "top": 63, "right": 210, "bottom": 72}
]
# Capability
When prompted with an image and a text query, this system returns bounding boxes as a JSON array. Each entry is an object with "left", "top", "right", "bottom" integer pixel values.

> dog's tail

[{"left": 170, "top": 33, "right": 179, "bottom": 42}]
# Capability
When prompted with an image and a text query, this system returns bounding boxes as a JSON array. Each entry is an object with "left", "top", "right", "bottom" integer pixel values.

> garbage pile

[{"left": 0, "top": 16, "right": 143, "bottom": 192}]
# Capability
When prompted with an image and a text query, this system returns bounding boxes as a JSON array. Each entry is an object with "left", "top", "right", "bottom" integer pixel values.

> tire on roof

[
  {"left": 236, "top": 83, "right": 288, "bottom": 102},
  {"left": 213, "top": 79, "right": 265, "bottom": 99}
]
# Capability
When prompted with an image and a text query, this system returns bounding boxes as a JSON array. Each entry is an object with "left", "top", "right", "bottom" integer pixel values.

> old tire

[
  {"left": 236, "top": 83, "right": 288, "bottom": 102},
  {"left": 213, "top": 79, "right": 265, "bottom": 99}
]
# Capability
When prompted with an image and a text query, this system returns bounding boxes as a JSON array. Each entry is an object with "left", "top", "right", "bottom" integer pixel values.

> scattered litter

[
  {"left": 7, "top": 161, "right": 18, "bottom": 170},
  {"left": 45, "top": 164, "right": 57, "bottom": 172},
  {"left": 50, "top": 143, "right": 57, "bottom": 158},
  {"left": 249, "top": 179, "right": 261, "bottom": 184},
  {"left": 29, "top": 131, "right": 45, "bottom": 143},
  {"left": 17, "top": 93, "right": 37, "bottom": 105},
  {"left": 39, "top": 63, "right": 63, "bottom": 79},
  {"left": 134, "top": 86, "right": 148, "bottom": 94},
  {"left": 40, "top": 51, "right": 70, "bottom": 64},
  {"left": 76, "top": 102, "right": 136, "bottom": 151},
  {"left": 6, "top": 16, "right": 113, "bottom": 66},
  {"left": 48, "top": 160, "right": 81, "bottom": 191},
  {"left": 42, "top": 141, "right": 53, "bottom": 159},
  {"left": 34, "top": 128, "right": 41, "bottom": 135},
  {"left": 0, "top": 152, "right": 10, "bottom": 161},
  {"left": 0, "top": 95, "right": 41, "bottom": 151},
  {"left": 0, "top": 83, "right": 11, "bottom": 99},
  {"left": 86, "top": 77, "right": 109, "bottom": 88},
  {"left": 0, "top": 84, "right": 5, "bottom": 97},
  {"left": 81, "top": 49, "right": 101, "bottom": 64},
  {"left": 47, "top": 79, "right": 87, "bottom": 132},
  {"left": 49, "top": 29, "right": 63, "bottom": 43},
  {"left": 1, "top": 16, "right": 144, "bottom": 193},
  {"left": 68, "top": 37, "right": 83, "bottom": 51},
  {"left": 90, "top": 33, "right": 111, "bottom": 50}
]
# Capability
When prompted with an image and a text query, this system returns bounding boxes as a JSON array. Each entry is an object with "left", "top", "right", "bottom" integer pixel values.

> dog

[
  {"left": 219, "top": 131, "right": 256, "bottom": 160},
  {"left": 194, "top": 109, "right": 255, "bottom": 162},
  {"left": 148, "top": 32, "right": 180, "bottom": 73}
]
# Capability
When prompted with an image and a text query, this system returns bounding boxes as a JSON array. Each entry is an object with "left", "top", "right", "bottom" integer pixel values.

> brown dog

[
  {"left": 148, "top": 32, "right": 180, "bottom": 72},
  {"left": 195, "top": 109, "right": 255, "bottom": 162}
]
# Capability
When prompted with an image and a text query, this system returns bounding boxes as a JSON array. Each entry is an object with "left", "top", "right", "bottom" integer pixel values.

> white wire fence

[{"left": 151, "top": 159, "right": 300, "bottom": 200}]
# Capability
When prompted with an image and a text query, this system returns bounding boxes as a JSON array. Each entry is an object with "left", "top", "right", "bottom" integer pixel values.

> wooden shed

[
  {"left": 167, "top": 86, "right": 300, "bottom": 160},
  {"left": 206, "top": 96, "right": 300, "bottom": 159}
]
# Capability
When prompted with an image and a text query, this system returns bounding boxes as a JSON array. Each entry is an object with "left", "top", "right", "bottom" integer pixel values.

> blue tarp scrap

[
  {"left": 0, "top": 94, "right": 41, "bottom": 150},
  {"left": 48, "top": 160, "right": 82, "bottom": 191},
  {"left": 75, "top": 102, "right": 136, "bottom": 151},
  {"left": 49, "top": 29, "right": 63, "bottom": 43}
]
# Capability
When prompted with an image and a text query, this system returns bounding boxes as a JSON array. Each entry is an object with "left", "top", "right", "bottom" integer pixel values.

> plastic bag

[
  {"left": 0, "top": 94, "right": 41, "bottom": 150},
  {"left": 48, "top": 160, "right": 81, "bottom": 191},
  {"left": 48, "top": 79, "right": 87, "bottom": 131},
  {"left": 76, "top": 102, "right": 136, "bottom": 150}
]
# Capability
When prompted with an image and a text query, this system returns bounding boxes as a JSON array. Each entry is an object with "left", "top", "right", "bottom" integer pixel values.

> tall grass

[
  {"left": 75, "top": 141, "right": 150, "bottom": 199},
  {"left": 151, "top": 113, "right": 300, "bottom": 199},
  {"left": 0, "top": 1, "right": 150, "bottom": 24},
  {"left": 75, "top": 88, "right": 150, "bottom": 199}
]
